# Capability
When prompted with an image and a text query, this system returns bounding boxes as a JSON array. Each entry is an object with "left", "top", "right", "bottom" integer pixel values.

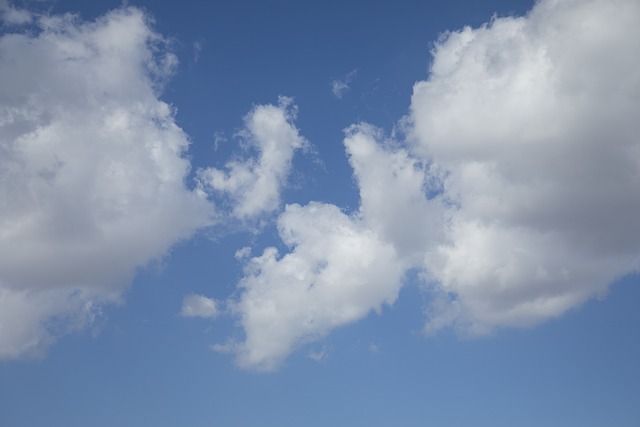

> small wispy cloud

[
  {"left": 307, "top": 346, "right": 331, "bottom": 363},
  {"left": 212, "top": 130, "right": 226, "bottom": 151},
  {"left": 331, "top": 69, "right": 358, "bottom": 99},
  {"left": 234, "top": 246, "right": 252, "bottom": 260},
  {"left": 181, "top": 294, "right": 219, "bottom": 319},
  {"left": 193, "top": 39, "right": 204, "bottom": 64}
]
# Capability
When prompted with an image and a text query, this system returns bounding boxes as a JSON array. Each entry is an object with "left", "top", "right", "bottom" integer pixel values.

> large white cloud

[
  {"left": 223, "top": 0, "right": 640, "bottom": 369},
  {"left": 222, "top": 202, "right": 404, "bottom": 371},
  {"left": 411, "top": 0, "right": 640, "bottom": 334},
  {"left": 221, "top": 123, "right": 443, "bottom": 371},
  {"left": 196, "top": 97, "right": 308, "bottom": 220},
  {"left": 0, "top": 6, "right": 213, "bottom": 358}
]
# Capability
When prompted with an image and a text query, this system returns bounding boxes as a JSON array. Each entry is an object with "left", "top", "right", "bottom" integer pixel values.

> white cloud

[
  {"left": 331, "top": 69, "right": 358, "bottom": 99},
  {"left": 0, "top": 0, "right": 32, "bottom": 25},
  {"left": 221, "top": 126, "right": 433, "bottom": 371},
  {"left": 197, "top": 97, "right": 308, "bottom": 220},
  {"left": 234, "top": 246, "right": 252, "bottom": 260},
  {"left": 410, "top": 0, "right": 640, "bottom": 334},
  {"left": 0, "top": 287, "right": 101, "bottom": 359},
  {"left": 181, "top": 294, "right": 219, "bottom": 319},
  {"left": 0, "top": 6, "right": 213, "bottom": 359},
  {"left": 223, "top": 202, "right": 404, "bottom": 371},
  {"left": 221, "top": 0, "right": 640, "bottom": 370},
  {"left": 344, "top": 123, "right": 444, "bottom": 263}
]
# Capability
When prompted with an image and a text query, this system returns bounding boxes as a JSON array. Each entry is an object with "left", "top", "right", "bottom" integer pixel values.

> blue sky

[{"left": 1, "top": 0, "right": 639, "bottom": 425}]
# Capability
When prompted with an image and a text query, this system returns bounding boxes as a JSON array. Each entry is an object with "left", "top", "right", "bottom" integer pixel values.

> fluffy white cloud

[
  {"left": 223, "top": 202, "right": 404, "bottom": 371},
  {"left": 181, "top": 294, "right": 219, "bottom": 319},
  {"left": 344, "top": 123, "right": 443, "bottom": 263},
  {"left": 222, "top": 0, "right": 640, "bottom": 370},
  {"left": 197, "top": 97, "right": 308, "bottom": 220},
  {"left": 220, "top": 126, "right": 432, "bottom": 371},
  {"left": 411, "top": 0, "right": 640, "bottom": 334},
  {"left": 0, "top": 7, "right": 213, "bottom": 358}
]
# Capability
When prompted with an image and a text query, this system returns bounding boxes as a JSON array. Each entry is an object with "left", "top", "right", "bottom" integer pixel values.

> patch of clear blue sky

[{"left": 1, "top": 1, "right": 639, "bottom": 426}]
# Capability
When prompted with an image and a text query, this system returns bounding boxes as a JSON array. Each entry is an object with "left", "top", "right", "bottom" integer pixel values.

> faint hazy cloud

[
  {"left": 0, "top": 6, "right": 213, "bottom": 359},
  {"left": 234, "top": 246, "right": 251, "bottom": 260},
  {"left": 212, "top": 130, "right": 226, "bottom": 151},
  {"left": 192, "top": 38, "right": 204, "bottom": 64},
  {"left": 181, "top": 294, "right": 219, "bottom": 319},
  {"left": 0, "top": 0, "right": 32, "bottom": 25},
  {"left": 307, "top": 346, "right": 331, "bottom": 363},
  {"left": 331, "top": 69, "right": 358, "bottom": 99}
]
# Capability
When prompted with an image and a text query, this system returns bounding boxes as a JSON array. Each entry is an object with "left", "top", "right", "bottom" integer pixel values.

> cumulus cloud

[
  {"left": 181, "top": 294, "right": 219, "bottom": 319},
  {"left": 197, "top": 97, "right": 308, "bottom": 220},
  {"left": 344, "top": 124, "right": 444, "bottom": 263},
  {"left": 219, "top": 126, "right": 428, "bottom": 371},
  {"left": 222, "top": 0, "right": 640, "bottom": 370},
  {"left": 0, "top": 6, "right": 213, "bottom": 359},
  {"left": 331, "top": 69, "right": 358, "bottom": 99},
  {"left": 411, "top": 0, "right": 640, "bottom": 334},
  {"left": 222, "top": 202, "right": 404, "bottom": 371}
]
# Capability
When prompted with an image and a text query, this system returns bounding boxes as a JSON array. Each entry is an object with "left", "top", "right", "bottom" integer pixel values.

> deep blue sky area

[{"left": 1, "top": 1, "right": 639, "bottom": 426}]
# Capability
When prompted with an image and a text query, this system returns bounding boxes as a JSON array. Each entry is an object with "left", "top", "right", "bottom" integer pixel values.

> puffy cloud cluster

[
  {"left": 0, "top": 2, "right": 312, "bottom": 361},
  {"left": 197, "top": 97, "right": 308, "bottom": 220},
  {"left": 224, "top": 0, "right": 640, "bottom": 369},
  {"left": 0, "top": 7, "right": 213, "bottom": 358},
  {"left": 3, "top": 0, "right": 638, "bottom": 371},
  {"left": 412, "top": 0, "right": 640, "bottom": 334},
  {"left": 222, "top": 125, "right": 444, "bottom": 370},
  {"left": 221, "top": 202, "right": 404, "bottom": 371}
]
